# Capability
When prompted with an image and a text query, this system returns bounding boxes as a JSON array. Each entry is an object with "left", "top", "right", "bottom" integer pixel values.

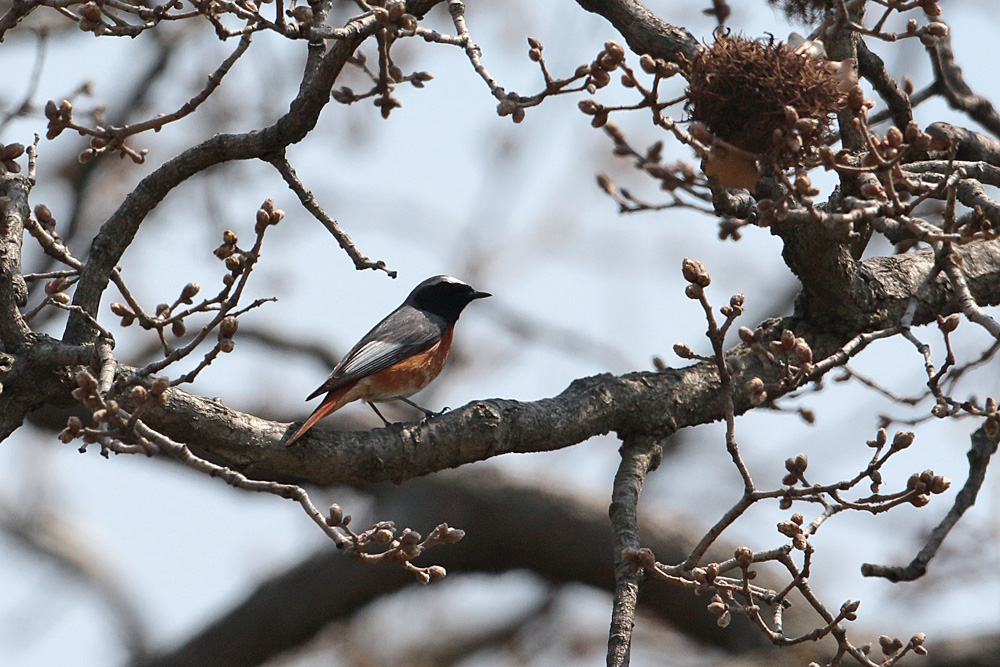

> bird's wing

[{"left": 306, "top": 305, "right": 445, "bottom": 400}]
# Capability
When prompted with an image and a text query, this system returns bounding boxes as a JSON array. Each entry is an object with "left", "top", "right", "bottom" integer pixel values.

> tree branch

[
  {"left": 607, "top": 434, "right": 663, "bottom": 667},
  {"left": 108, "top": 239, "right": 1000, "bottom": 486},
  {"left": 0, "top": 172, "right": 32, "bottom": 350},
  {"left": 132, "top": 468, "right": 781, "bottom": 667},
  {"left": 574, "top": 0, "right": 699, "bottom": 64},
  {"left": 926, "top": 28, "right": 1000, "bottom": 136},
  {"left": 861, "top": 422, "right": 1000, "bottom": 582},
  {"left": 62, "top": 5, "right": 437, "bottom": 345}
]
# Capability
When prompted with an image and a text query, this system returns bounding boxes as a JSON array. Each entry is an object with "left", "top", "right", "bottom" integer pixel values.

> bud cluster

[
  {"left": 372, "top": 0, "right": 417, "bottom": 31},
  {"left": 214, "top": 228, "right": 247, "bottom": 286},
  {"left": 906, "top": 469, "right": 951, "bottom": 507},
  {"left": 0, "top": 142, "right": 24, "bottom": 175},
  {"left": 776, "top": 512, "right": 808, "bottom": 550},
  {"left": 254, "top": 198, "right": 285, "bottom": 234},
  {"left": 44, "top": 99, "right": 73, "bottom": 140},
  {"left": 77, "top": 1, "right": 108, "bottom": 34},
  {"left": 217, "top": 316, "right": 238, "bottom": 353},
  {"left": 706, "top": 593, "right": 731, "bottom": 628},
  {"left": 681, "top": 257, "right": 711, "bottom": 300},
  {"left": 62, "top": 370, "right": 164, "bottom": 454},
  {"left": 567, "top": 41, "right": 636, "bottom": 128},
  {"left": 34, "top": 204, "right": 61, "bottom": 239},
  {"left": 43, "top": 276, "right": 72, "bottom": 306},
  {"left": 782, "top": 453, "right": 809, "bottom": 486}
]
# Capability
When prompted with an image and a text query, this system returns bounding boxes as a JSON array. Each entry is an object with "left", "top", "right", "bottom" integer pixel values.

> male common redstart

[{"left": 285, "top": 275, "right": 490, "bottom": 446}]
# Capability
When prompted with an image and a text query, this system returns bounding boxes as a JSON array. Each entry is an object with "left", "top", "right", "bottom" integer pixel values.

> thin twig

[{"left": 268, "top": 154, "right": 396, "bottom": 276}]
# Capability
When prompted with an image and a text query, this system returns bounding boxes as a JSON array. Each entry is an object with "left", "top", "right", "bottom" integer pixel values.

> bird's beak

[{"left": 471, "top": 290, "right": 491, "bottom": 300}]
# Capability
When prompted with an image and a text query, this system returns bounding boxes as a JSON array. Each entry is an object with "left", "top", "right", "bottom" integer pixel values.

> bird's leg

[
  {"left": 367, "top": 402, "right": 392, "bottom": 426},
  {"left": 397, "top": 396, "right": 447, "bottom": 419}
]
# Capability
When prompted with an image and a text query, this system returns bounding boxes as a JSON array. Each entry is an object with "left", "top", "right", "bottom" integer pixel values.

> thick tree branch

[
  {"left": 857, "top": 39, "right": 912, "bottom": 129},
  {"left": 925, "top": 122, "right": 1000, "bottom": 165},
  {"left": 110, "top": 240, "right": 1000, "bottom": 486},
  {"left": 0, "top": 172, "right": 32, "bottom": 350},
  {"left": 574, "top": 0, "right": 699, "bottom": 64},
  {"left": 0, "top": 334, "right": 95, "bottom": 441},
  {"left": 926, "top": 28, "right": 1000, "bottom": 137}
]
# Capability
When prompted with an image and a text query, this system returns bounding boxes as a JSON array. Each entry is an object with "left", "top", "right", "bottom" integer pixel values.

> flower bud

[
  {"left": 777, "top": 520, "right": 800, "bottom": 537},
  {"left": 682, "top": 257, "right": 711, "bottom": 286},
  {"left": 673, "top": 343, "right": 694, "bottom": 359},
  {"left": 684, "top": 284, "right": 703, "bottom": 300},
  {"left": 219, "top": 316, "right": 239, "bottom": 338},
  {"left": 181, "top": 282, "right": 200, "bottom": 302},
  {"left": 326, "top": 503, "right": 344, "bottom": 526},
  {"left": 76, "top": 370, "right": 98, "bottom": 391},
  {"left": 891, "top": 431, "right": 915, "bottom": 450}
]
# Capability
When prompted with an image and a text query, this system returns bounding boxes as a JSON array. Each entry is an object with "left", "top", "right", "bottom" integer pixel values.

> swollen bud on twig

[
  {"left": 841, "top": 599, "right": 860, "bottom": 621},
  {"left": 681, "top": 257, "right": 711, "bottom": 286},
  {"left": 867, "top": 427, "right": 888, "bottom": 448},
  {"left": 937, "top": 313, "right": 960, "bottom": 333},
  {"left": 879, "top": 635, "right": 904, "bottom": 656},
  {"left": 684, "top": 284, "right": 703, "bottom": 300},
  {"left": 785, "top": 453, "right": 808, "bottom": 474},
  {"left": 673, "top": 343, "right": 695, "bottom": 359},
  {"left": 110, "top": 302, "right": 133, "bottom": 317},
  {"left": 219, "top": 316, "right": 239, "bottom": 338},
  {"left": 890, "top": 430, "right": 915, "bottom": 451},
  {"left": 180, "top": 283, "right": 200, "bottom": 303},
  {"left": 150, "top": 377, "right": 170, "bottom": 403},
  {"left": 326, "top": 503, "right": 344, "bottom": 526},
  {"left": 75, "top": 370, "right": 99, "bottom": 392}
]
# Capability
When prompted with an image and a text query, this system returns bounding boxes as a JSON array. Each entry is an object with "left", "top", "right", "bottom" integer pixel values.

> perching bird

[{"left": 284, "top": 275, "right": 490, "bottom": 446}]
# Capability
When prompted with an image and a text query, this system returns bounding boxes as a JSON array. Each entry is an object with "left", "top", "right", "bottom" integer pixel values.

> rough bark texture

[{"left": 98, "top": 239, "right": 1000, "bottom": 487}]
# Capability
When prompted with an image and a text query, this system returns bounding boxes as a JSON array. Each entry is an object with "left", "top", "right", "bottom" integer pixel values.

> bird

[{"left": 284, "top": 275, "right": 490, "bottom": 447}]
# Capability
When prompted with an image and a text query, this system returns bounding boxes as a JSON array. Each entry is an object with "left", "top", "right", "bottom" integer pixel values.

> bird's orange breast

[{"left": 350, "top": 325, "right": 454, "bottom": 402}]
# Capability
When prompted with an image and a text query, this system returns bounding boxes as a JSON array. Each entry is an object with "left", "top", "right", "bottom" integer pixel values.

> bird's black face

[{"left": 407, "top": 275, "right": 490, "bottom": 323}]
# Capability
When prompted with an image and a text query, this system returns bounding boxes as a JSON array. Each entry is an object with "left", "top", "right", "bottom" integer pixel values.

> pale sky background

[{"left": 1, "top": 1, "right": 998, "bottom": 665}]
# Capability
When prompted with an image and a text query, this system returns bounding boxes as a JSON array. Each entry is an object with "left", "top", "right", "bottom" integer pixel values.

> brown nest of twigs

[{"left": 686, "top": 33, "right": 847, "bottom": 168}]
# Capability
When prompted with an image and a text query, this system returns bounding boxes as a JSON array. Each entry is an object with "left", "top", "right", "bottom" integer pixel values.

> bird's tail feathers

[{"left": 284, "top": 385, "right": 353, "bottom": 447}]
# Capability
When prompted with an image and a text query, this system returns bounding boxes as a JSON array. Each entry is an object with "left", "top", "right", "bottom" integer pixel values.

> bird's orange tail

[{"left": 284, "top": 385, "right": 353, "bottom": 447}]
